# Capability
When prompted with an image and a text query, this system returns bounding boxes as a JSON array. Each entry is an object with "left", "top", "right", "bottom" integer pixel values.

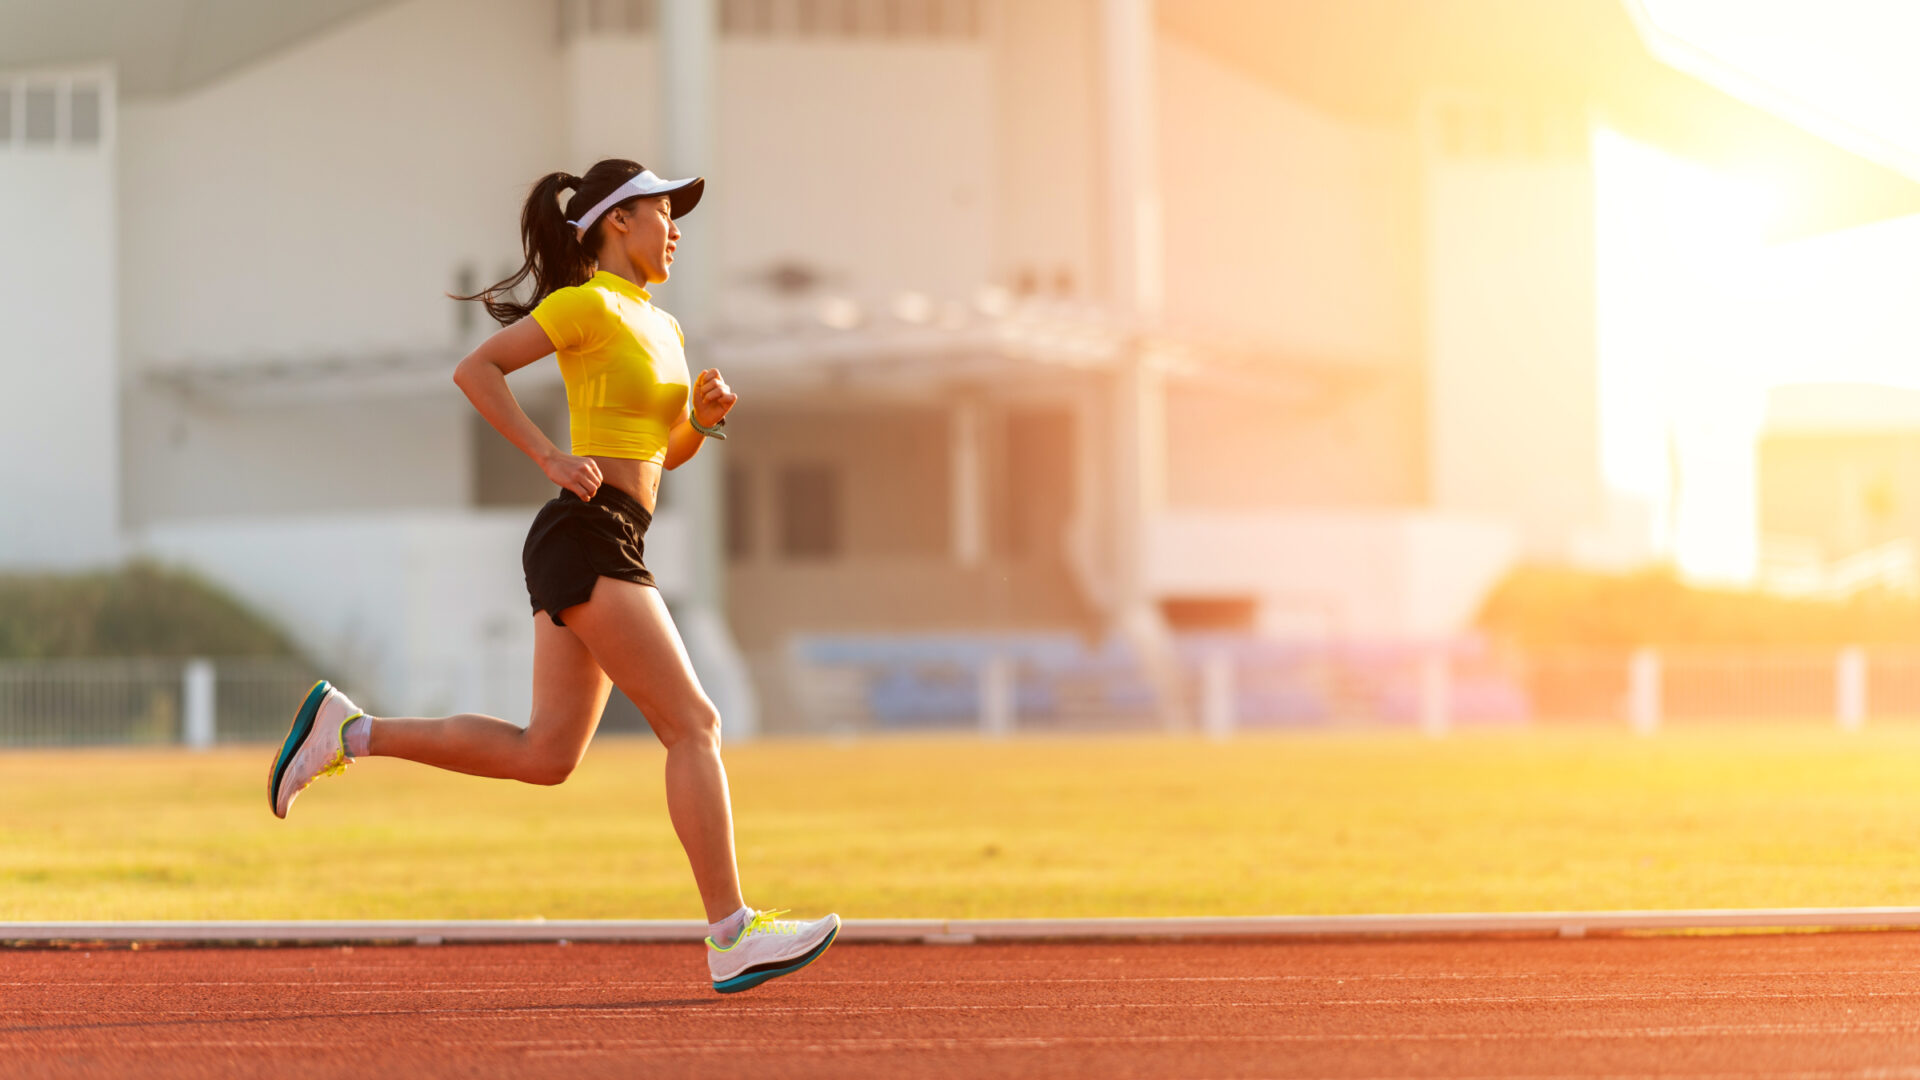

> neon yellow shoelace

[
  {"left": 312, "top": 712, "right": 363, "bottom": 781},
  {"left": 745, "top": 909, "right": 796, "bottom": 937},
  {"left": 711, "top": 909, "right": 797, "bottom": 951}
]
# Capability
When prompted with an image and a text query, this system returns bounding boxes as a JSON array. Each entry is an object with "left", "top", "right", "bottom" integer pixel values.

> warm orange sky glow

[
  {"left": 1635, "top": 0, "right": 1920, "bottom": 176},
  {"left": 1599, "top": 2, "right": 1920, "bottom": 584}
]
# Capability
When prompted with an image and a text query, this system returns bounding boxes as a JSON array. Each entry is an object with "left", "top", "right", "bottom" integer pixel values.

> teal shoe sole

[
  {"left": 269, "top": 680, "right": 331, "bottom": 818},
  {"left": 712, "top": 922, "right": 840, "bottom": 994}
]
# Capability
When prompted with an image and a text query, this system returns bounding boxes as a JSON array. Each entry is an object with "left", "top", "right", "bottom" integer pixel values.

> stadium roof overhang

[
  {"left": 0, "top": 0, "right": 399, "bottom": 97},
  {"left": 1159, "top": 0, "right": 1920, "bottom": 242},
  {"left": 9, "top": 0, "right": 1911, "bottom": 242},
  {"left": 135, "top": 297, "right": 1378, "bottom": 420}
]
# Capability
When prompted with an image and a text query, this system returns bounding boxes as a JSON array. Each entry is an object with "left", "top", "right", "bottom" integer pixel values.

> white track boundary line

[{"left": 14, "top": 908, "right": 1920, "bottom": 945}]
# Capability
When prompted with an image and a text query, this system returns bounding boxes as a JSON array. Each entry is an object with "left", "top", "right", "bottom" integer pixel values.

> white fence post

[
  {"left": 1628, "top": 648, "right": 1661, "bottom": 735},
  {"left": 1838, "top": 646, "right": 1867, "bottom": 733},
  {"left": 1201, "top": 652, "right": 1235, "bottom": 740},
  {"left": 980, "top": 654, "right": 1014, "bottom": 738},
  {"left": 183, "top": 658, "right": 216, "bottom": 750},
  {"left": 1418, "top": 649, "right": 1451, "bottom": 738}
]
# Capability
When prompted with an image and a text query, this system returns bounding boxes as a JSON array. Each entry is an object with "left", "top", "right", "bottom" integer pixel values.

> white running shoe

[
  {"left": 707, "top": 910, "right": 841, "bottom": 994},
  {"left": 268, "top": 680, "right": 363, "bottom": 819}
]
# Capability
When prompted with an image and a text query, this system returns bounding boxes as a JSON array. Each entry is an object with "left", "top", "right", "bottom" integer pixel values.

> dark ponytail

[{"left": 456, "top": 158, "right": 648, "bottom": 326}]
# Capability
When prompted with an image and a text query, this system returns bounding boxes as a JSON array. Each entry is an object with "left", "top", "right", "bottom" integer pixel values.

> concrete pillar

[
  {"left": 1837, "top": 646, "right": 1867, "bottom": 733},
  {"left": 1201, "top": 651, "right": 1235, "bottom": 740},
  {"left": 951, "top": 400, "right": 984, "bottom": 567},
  {"left": 1100, "top": 0, "right": 1163, "bottom": 318},
  {"left": 980, "top": 654, "right": 1015, "bottom": 738},
  {"left": 182, "top": 658, "right": 215, "bottom": 751},
  {"left": 1628, "top": 648, "right": 1661, "bottom": 735},
  {"left": 1419, "top": 93, "right": 1600, "bottom": 561},
  {"left": 1111, "top": 355, "right": 1186, "bottom": 733},
  {"left": 660, "top": 0, "right": 757, "bottom": 737},
  {"left": 1100, "top": 0, "right": 1185, "bottom": 732},
  {"left": 0, "top": 66, "right": 121, "bottom": 567}
]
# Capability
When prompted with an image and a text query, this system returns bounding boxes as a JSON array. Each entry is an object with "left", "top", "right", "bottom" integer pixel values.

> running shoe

[
  {"left": 707, "top": 909, "right": 840, "bottom": 994},
  {"left": 268, "top": 680, "right": 363, "bottom": 819}
]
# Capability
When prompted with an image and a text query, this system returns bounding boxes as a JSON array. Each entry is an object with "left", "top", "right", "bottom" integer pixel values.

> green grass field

[{"left": 7, "top": 728, "right": 1920, "bottom": 921}]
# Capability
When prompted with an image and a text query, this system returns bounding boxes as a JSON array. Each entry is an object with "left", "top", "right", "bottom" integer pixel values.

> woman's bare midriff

[{"left": 591, "top": 456, "right": 664, "bottom": 513}]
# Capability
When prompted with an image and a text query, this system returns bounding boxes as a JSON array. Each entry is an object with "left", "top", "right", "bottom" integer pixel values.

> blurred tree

[{"left": 0, "top": 561, "right": 300, "bottom": 659}]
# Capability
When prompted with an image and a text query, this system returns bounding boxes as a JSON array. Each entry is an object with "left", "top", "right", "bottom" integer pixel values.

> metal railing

[
  {"left": 0, "top": 658, "right": 323, "bottom": 748},
  {"left": 778, "top": 636, "right": 1920, "bottom": 737},
  {"left": 10, "top": 645, "right": 1920, "bottom": 747}
]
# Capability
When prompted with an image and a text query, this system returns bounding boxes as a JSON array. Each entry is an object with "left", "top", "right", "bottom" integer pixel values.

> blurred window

[
  {"left": 23, "top": 85, "right": 55, "bottom": 144},
  {"left": 472, "top": 396, "right": 567, "bottom": 507},
  {"left": 883, "top": 0, "right": 915, "bottom": 36},
  {"left": 949, "top": 0, "right": 982, "bottom": 36},
  {"left": 778, "top": 463, "right": 841, "bottom": 559},
  {"left": 722, "top": 0, "right": 775, "bottom": 34},
  {"left": 68, "top": 83, "right": 100, "bottom": 144},
  {"left": 725, "top": 465, "right": 754, "bottom": 561},
  {"left": 559, "top": 0, "right": 655, "bottom": 39},
  {"left": 996, "top": 407, "right": 1072, "bottom": 560},
  {"left": 729, "top": 0, "right": 982, "bottom": 39},
  {"left": 1431, "top": 97, "right": 1578, "bottom": 162},
  {"left": 0, "top": 87, "right": 11, "bottom": 142}
]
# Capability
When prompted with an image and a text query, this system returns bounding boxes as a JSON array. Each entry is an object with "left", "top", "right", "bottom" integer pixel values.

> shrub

[
  {"left": 1476, "top": 566, "right": 1920, "bottom": 648},
  {"left": 0, "top": 561, "right": 299, "bottom": 659}
]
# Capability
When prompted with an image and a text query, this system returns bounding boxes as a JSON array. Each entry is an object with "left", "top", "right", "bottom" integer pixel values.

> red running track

[{"left": 10, "top": 933, "right": 1920, "bottom": 1078}]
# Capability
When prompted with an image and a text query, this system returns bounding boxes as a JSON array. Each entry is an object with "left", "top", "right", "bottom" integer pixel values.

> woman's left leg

[
  {"left": 366, "top": 612, "right": 614, "bottom": 784},
  {"left": 269, "top": 613, "right": 614, "bottom": 818}
]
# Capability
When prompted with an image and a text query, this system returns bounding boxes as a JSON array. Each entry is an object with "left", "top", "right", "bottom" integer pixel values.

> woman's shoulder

[
  {"left": 534, "top": 280, "right": 620, "bottom": 321},
  {"left": 542, "top": 278, "right": 617, "bottom": 306},
  {"left": 530, "top": 281, "right": 622, "bottom": 350}
]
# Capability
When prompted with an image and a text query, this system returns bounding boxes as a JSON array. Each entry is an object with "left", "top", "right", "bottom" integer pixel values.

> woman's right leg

[
  {"left": 556, "top": 577, "right": 745, "bottom": 923},
  {"left": 364, "top": 612, "right": 614, "bottom": 785}
]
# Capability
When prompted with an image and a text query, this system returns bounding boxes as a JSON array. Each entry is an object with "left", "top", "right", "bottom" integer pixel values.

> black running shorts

[{"left": 522, "top": 485, "right": 656, "bottom": 626}]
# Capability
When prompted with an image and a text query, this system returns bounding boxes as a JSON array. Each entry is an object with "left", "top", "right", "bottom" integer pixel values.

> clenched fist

[{"left": 692, "top": 368, "right": 737, "bottom": 430}]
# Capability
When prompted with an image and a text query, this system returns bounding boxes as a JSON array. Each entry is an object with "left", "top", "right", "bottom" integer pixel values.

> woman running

[{"left": 266, "top": 158, "right": 839, "bottom": 994}]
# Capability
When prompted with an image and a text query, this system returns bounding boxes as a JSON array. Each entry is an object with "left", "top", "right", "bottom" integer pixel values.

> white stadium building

[{"left": 3, "top": 0, "right": 1913, "bottom": 733}]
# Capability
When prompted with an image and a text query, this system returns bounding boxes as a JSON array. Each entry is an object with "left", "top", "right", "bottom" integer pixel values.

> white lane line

[
  {"left": 14, "top": 982, "right": 1920, "bottom": 1022},
  {"left": 13, "top": 1024, "right": 1920, "bottom": 1055},
  {"left": 798, "top": 970, "right": 1920, "bottom": 985},
  {"left": 1200, "top": 1075, "right": 1920, "bottom": 1080},
  {"left": 14, "top": 985, "right": 1920, "bottom": 1024},
  {"left": 404, "top": 988, "right": 1920, "bottom": 1018},
  {"left": 12, "top": 969, "right": 1920, "bottom": 990},
  {"left": 324, "top": 985, "right": 685, "bottom": 995},
  {"left": 400, "top": 1021, "right": 1920, "bottom": 1046},
  {"left": 0, "top": 1041, "right": 341, "bottom": 1050},
  {"left": 0, "top": 981, "right": 689, "bottom": 989},
  {"left": 16, "top": 909, "right": 1920, "bottom": 944}
]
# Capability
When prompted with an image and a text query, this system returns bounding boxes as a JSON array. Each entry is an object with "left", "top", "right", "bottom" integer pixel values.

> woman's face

[{"left": 608, "top": 194, "right": 678, "bottom": 285}]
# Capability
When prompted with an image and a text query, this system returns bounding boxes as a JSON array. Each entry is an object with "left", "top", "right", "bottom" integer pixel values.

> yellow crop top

[{"left": 529, "top": 270, "right": 691, "bottom": 464}]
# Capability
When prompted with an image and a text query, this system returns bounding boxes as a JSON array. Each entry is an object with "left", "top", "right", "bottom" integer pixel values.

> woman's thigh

[
  {"left": 558, "top": 578, "right": 716, "bottom": 743},
  {"left": 529, "top": 609, "right": 616, "bottom": 760}
]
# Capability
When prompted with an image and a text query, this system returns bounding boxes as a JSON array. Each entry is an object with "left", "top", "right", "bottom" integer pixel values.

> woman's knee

[
  {"left": 519, "top": 739, "right": 586, "bottom": 786},
  {"left": 653, "top": 697, "right": 723, "bottom": 751}
]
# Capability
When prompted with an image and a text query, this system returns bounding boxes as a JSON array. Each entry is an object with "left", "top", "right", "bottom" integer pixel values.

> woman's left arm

[{"left": 663, "top": 367, "right": 738, "bottom": 470}]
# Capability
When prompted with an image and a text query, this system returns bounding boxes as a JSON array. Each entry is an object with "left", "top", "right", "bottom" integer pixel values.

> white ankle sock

[
  {"left": 343, "top": 714, "right": 372, "bottom": 758},
  {"left": 709, "top": 906, "right": 753, "bottom": 948}
]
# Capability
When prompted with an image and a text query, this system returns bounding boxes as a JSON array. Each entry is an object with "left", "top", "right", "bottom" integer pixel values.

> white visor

[{"left": 566, "top": 169, "right": 705, "bottom": 239}]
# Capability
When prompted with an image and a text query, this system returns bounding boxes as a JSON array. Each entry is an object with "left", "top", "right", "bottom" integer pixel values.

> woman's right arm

[{"left": 451, "top": 318, "right": 603, "bottom": 500}]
